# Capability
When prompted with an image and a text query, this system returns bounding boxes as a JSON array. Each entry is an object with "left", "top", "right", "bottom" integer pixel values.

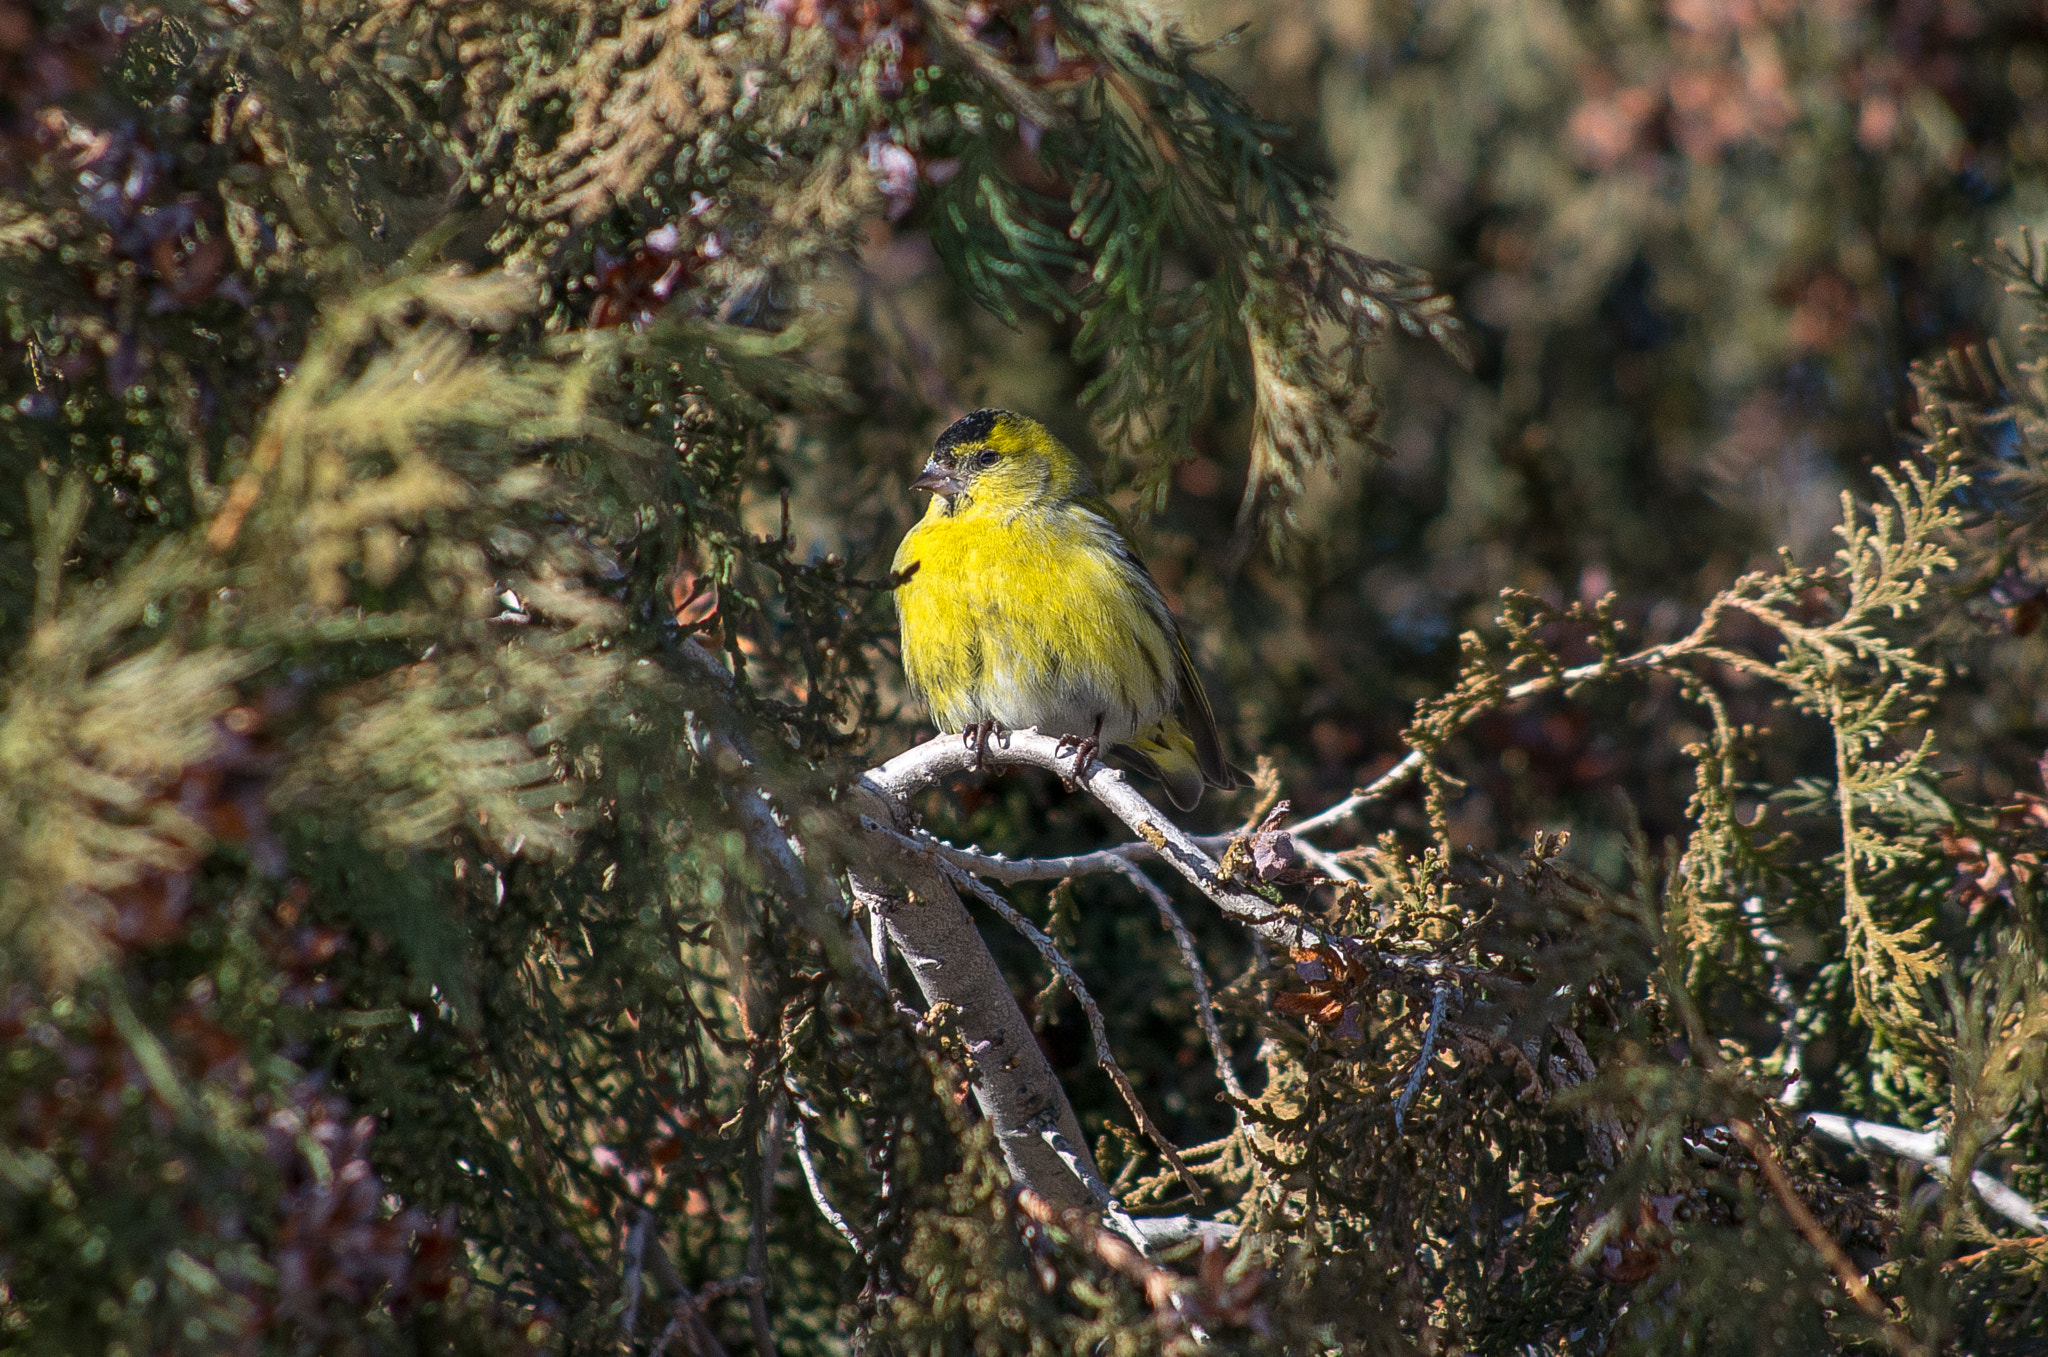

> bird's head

[{"left": 912, "top": 409, "right": 1094, "bottom": 513}]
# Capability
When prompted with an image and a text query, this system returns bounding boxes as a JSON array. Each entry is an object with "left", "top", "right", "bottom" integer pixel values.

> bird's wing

[
  {"left": 1170, "top": 629, "right": 1237, "bottom": 789},
  {"left": 1073, "top": 493, "right": 1240, "bottom": 790},
  {"left": 1081, "top": 493, "right": 1236, "bottom": 790}
]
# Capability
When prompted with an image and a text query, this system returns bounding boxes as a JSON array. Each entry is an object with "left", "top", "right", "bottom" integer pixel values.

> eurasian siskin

[{"left": 891, "top": 409, "right": 1244, "bottom": 810}]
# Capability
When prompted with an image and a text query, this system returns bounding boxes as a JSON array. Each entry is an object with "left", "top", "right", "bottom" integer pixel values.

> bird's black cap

[{"left": 933, "top": 408, "right": 1005, "bottom": 455}]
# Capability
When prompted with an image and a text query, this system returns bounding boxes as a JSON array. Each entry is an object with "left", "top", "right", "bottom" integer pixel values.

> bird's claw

[
  {"left": 963, "top": 719, "right": 1002, "bottom": 770},
  {"left": 1054, "top": 717, "right": 1104, "bottom": 789}
]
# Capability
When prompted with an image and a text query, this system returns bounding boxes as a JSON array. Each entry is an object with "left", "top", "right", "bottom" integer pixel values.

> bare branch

[
  {"left": 1803, "top": 1112, "right": 2048, "bottom": 1234},
  {"left": 1292, "top": 837, "right": 1362, "bottom": 881},
  {"left": 847, "top": 774, "right": 1106, "bottom": 1211},
  {"left": 664, "top": 633, "right": 1109, "bottom": 1214},
  {"left": 924, "top": 847, "right": 1202, "bottom": 1201},
  {"left": 930, "top": 837, "right": 1168, "bottom": 883},
  {"left": 865, "top": 732, "right": 1525, "bottom": 1011},
  {"left": 620, "top": 1207, "right": 652, "bottom": 1343},
  {"left": 1128, "top": 1215, "right": 1241, "bottom": 1249},
  {"left": 1285, "top": 750, "right": 1426, "bottom": 839},
  {"left": 1394, "top": 984, "right": 1451, "bottom": 1132},
  {"left": 1034, "top": 1120, "right": 1154, "bottom": 1250},
  {"left": 787, "top": 1096, "right": 868, "bottom": 1257},
  {"left": 744, "top": 1097, "right": 786, "bottom": 1357},
  {"left": 1108, "top": 859, "right": 1248, "bottom": 1109},
  {"left": 1742, "top": 894, "right": 1808, "bottom": 1107},
  {"left": 864, "top": 729, "right": 1331, "bottom": 950},
  {"left": 1286, "top": 607, "right": 1741, "bottom": 842}
]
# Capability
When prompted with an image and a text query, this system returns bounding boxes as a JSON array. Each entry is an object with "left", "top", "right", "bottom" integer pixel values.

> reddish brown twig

[{"left": 1729, "top": 1117, "right": 1921, "bottom": 1354}]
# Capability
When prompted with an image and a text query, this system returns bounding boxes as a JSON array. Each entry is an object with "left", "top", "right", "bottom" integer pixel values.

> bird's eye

[{"left": 976, "top": 449, "right": 1000, "bottom": 467}]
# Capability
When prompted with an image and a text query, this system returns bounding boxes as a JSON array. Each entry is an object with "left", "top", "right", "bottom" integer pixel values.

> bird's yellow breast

[{"left": 891, "top": 500, "right": 1177, "bottom": 743}]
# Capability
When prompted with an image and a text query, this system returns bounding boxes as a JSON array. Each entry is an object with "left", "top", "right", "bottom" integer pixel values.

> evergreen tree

[{"left": 1, "top": 1, "right": 2045, "bottom": 1354}]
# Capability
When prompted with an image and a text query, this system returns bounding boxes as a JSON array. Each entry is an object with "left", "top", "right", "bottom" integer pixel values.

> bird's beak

[{"left": 911, "top": 459, "right": 965, "bottom": 497}]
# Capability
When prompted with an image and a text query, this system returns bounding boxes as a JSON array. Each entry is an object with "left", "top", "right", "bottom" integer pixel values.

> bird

[{"left": 891, "top": 408, "right": 1245, "bottom": 810}]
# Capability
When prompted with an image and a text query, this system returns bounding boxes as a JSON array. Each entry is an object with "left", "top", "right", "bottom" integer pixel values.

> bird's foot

[
  {"left": 962, "top": 719, "right": 1003, "bottom": 770},
  {"left": 1054, "top": 717, "right": 1104, "bottom": 790}
]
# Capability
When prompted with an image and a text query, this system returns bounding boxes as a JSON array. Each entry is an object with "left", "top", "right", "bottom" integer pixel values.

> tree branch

[
  {"left": 1394, "top": 984, "right": 1450, "bottom": 1132},
  {"left": 620, "top": 1207, "right": 652, "bottom": 1344},
  {"left": 1729, "top": 1116, "right": 1922, "bottom": 1353},
  {"left": 1803, "top": 1112, "right": 2048, "bottom": 1234},
  {"left": 847, "top": 765, "right": 1105, "bottom": 1211},
  {"left": 787, "top": 1096, "right": 868, "bottom": 1256},
  {"left": 744, "top": 1097, "right": 785, "bottom": 1357},
  {"left": 921, "top": 846, "right": 1201, "bottom": 1199},
  {"left": 1741, "top": 894, "right": 1808, "bottom": 1107},
  {"left": 1108, "top": 859, "right": 1249, "bottom": 1110},
  {"left": 865, "top": 730, "right": 1330, "bottom": 950},
  {"left": 1285, "top": 607, "right": 1742, "bottom": 841},
  {"left": 869, "top": 732, "right": 1525, "bottom": 1012}
]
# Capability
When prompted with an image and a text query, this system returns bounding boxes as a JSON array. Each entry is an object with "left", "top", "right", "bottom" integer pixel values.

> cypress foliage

[{"left": 1, "top": 1, "right": 2045, "bottom": 1355}]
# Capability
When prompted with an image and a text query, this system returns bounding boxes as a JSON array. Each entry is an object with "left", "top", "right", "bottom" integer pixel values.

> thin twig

[
  {"left": 1803, "top": 1112, "right": 2048, "bottom": 1234},
  {"left": 926, "top": 805, "right": 1338, "bottom": 882},
  {"left": 1035, "top": 1116, "right": 1150, "bottom": 1250},
  {"left": 1109, "top": 859, "right": 1248, "bottom": 1109},
  {"left": 927, "top": 850, "right": 1203, "bottom": 1201},
  {"left": 1286, "top": 750, "right": 1427, "bottom": 839},
  {"left": 849, "top": 880, "right": 924, "bottom": 1025},
  {"left": 1015, "top": 1187, "right": 1185, "bottom": 1320},
  {"left": 1394, "top": 984, "right": 1451, "bottom": 1132},
  {"left": 1729, "top": 1117, "right": 1922, "bottom": 1353},
  {"left": 1027, "top": 1117, "right": 1236, "bottom": 1255},
  {"left": 785, "top": 1081, "right": 869, "bottom": 1256},
  {"left": 1295, "top": 840, "right": 1360, "bottom": 881},
  {"left": 744, "top": 1098, "right": 786, "bottom": 1357},
  {"left": 1741, "top": 894, "right": 1808, "bottom": 1106},
  {"left": 931, "top": 837, "right": 1168, "bottom": 883},
  {"left": 620, "top": 1207, "right": 652, "bottom": 1343},
  {"left": 1286, "top": 609, "right": 1739, "bottom": 842},
  {"left": 1656, "top": 897, "right": 1924, "bottom": 1355}
]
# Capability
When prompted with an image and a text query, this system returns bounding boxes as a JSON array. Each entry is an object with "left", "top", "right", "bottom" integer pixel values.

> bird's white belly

[{"left": 975, "top": 659, "right": 1168, "bottom": 746}]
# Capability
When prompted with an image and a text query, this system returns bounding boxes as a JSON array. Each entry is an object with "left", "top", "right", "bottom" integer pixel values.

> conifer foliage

[{"left": 1, "top": 0, "right": 2046, "bottom": 1354}]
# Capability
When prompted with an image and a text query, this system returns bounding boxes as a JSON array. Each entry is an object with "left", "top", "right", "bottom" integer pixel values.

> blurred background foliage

[{"left": 2, "top": 0, "right": 2048, "bottom": 1352}]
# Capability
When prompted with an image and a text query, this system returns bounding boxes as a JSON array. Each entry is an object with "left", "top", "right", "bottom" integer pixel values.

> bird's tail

[{"left": 1116, "top": 719, "right": 1247, "bottom": 811}]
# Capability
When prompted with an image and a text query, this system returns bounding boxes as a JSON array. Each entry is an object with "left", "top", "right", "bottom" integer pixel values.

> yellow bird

[{"left": 891, "top": 409, "right": 1244, "bottom": 810}]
